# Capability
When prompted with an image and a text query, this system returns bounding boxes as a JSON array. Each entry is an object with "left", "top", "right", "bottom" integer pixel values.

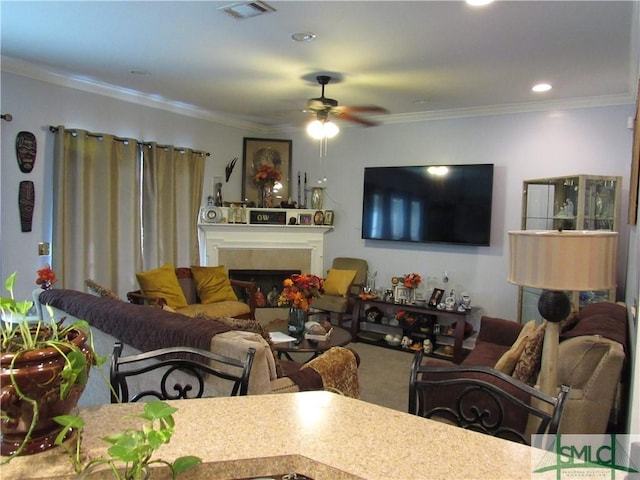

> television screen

[{"left": 362, "top": 164, "right": 494, "bottom": 246}]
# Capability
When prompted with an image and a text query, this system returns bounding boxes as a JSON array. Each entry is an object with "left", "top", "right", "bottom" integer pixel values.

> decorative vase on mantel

[
  {"left": 257, "top": 183, "right": 274, "bottom": 208},
  {"left": 310, "top": 187, "right": 325, "bottom": 210},
  {"left": 287, "top": 308, "right": 306, "bottom": 339}
]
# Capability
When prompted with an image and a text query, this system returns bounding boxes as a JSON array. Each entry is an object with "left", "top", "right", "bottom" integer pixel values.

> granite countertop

[{"left": 2, "top": 391, "right": 543, "bottom": 480}]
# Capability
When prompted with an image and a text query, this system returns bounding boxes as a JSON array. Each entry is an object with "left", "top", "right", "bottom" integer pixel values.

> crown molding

[
  {"left": 377, "top": 94, "right": 635, "bottom": 125},
  {"left": 2, "top": 55, "right": 634, "bottom": 134},
  {"left": 1, "top": 56, "right": 269, "bottom": 133}
]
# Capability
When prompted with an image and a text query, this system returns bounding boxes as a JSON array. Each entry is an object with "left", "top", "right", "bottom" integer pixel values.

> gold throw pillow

[
  {"left": 323, "top": 269, "right": 357, "bottom": 297},
  {"left": 136, "top": 263, "right": 188, "bottom": 309},
  {"left": 190, "top": 265, "right": 238, "bottom": 304},
  {"left": 493, "top": 319, "right": 537, "bottom": 375}
]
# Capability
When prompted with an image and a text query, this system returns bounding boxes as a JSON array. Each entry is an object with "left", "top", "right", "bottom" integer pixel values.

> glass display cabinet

[{"left": 518, "top": 174, "right": 622, "bottom": 323}]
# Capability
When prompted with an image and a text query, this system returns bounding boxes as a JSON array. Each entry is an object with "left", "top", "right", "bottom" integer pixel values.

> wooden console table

[{"left": 351, "top": 297, "right": 479, "bottom": 364}]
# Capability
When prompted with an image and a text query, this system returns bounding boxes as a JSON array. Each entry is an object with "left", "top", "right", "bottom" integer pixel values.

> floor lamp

[{"left": 507, "top": 230, "right": 618, "bottom": 396}]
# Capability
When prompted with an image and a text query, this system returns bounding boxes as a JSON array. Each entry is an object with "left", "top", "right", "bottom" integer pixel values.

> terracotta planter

[{"left": 0, "top": 328, "right": 92, "bottom": 456}]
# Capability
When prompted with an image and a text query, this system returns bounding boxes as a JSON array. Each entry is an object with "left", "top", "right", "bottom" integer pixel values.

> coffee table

[{"left": 268, "top": 319, "right": 352, "bottom": 362}]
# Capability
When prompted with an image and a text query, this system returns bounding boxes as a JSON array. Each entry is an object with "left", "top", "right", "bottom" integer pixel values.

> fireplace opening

[{"left": 229, "top": 269, "right": 301, "bottom": 308}]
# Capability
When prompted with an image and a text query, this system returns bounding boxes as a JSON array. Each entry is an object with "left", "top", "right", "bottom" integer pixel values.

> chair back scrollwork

[
  {"left": 110, "top": 342, "right": 255, "bottom": 403},
  {"left": 409, "top": 351, "right": 570, "bottom": 445}
]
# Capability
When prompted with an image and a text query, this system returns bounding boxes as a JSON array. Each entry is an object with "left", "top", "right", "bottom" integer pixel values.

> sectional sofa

[{"left": 37, "top": 289, "right": 360, "bottom": 405}]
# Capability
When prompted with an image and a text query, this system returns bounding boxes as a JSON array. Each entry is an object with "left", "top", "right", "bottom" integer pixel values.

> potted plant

[
  {"left": 54, "top": 400, "right": 201, "bottom": 479},
  {"left": 1, "top": 270, "right": 201, "bottom": 479},
  {"left": 0, "top": 269, "right": 96, "bottom": 459}
]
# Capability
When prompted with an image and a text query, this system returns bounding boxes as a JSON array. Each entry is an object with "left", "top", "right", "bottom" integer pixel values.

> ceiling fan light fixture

[
  {"left": 324, "top": 121, "right": 339, "bottom": 138},
  {"left": 307, "top": 119, "right": 339, "bottom": 139}
]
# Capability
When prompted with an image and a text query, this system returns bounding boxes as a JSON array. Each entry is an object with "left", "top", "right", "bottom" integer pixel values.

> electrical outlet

[{"left": 38, "top": 242, "right": 50, "bottom": 256}]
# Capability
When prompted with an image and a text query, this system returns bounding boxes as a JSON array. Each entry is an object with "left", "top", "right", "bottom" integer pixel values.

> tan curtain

[
  {"left": 52, "top": 127, "right": 141, "bottom": 296},
  {"left": 141, "top": 143, "right": 205, "bottom": 269}
]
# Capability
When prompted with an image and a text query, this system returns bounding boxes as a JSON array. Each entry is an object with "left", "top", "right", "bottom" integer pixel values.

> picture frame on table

[
  {"left": 298, "top": 213, "right": 312, "bottom": 225},
  {"left": 394, "top": 285, "right": 411, "bottom": 304},
  {"left": 241, "top": 137, "right": 292, "bottom": 206},
  {"left": 323, "top": 210, "right": 334, "bottom": 225},
  {"left": 428, "top": 288, "right": 445, "bottom": 307}
]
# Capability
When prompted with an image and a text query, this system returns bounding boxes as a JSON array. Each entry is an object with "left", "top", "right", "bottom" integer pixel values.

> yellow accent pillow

[
  {"left": 190, "top": 265, "right": 238, "bottom": 304},
  {"left": 136, "top": 263, "right": 188, "bottom": 309},
  {"left": 494, "top": 319, "right": 537, "bottom": 375},
  {"left": 323, "top": 269, "right": 358, "bottom": 297}
]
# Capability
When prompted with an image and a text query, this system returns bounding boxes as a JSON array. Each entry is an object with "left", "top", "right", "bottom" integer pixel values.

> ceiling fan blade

[
  {"left": 335, "top": 111, "right": 379, "bottom": 127},
  {"left": 337, "top": 105, "right": 389, "bottom": 114}
]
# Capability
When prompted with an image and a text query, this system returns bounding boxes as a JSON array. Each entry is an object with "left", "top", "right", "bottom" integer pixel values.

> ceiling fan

[{"left": 306, "top": 75, "right": 388, "bottom": 127}]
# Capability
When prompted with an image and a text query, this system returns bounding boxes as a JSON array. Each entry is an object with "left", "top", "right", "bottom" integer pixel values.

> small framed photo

[
  {"left": 394, "top": 285, "right": 411, "bottom": 304},
  {"left": 323, "top": 210, "right": 334, "bottom": 225},
  {"left": 298, "top": 213, "right": 312, "bottom": 225},
  {"left": 313, "top": 210, "right": 325, "bottom": 225},
  {"left": 428, "top": 288, "right": 445, "bottom": 307}
]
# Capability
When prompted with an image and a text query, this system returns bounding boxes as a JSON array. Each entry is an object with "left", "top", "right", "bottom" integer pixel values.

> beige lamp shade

[{"left": 508, "top": 230, "right": 618, "bottom": 291}]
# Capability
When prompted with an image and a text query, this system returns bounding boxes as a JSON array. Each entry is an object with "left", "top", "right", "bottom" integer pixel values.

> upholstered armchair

[
  {"left": 420, "top": 302, "right": 628, "bottom": 434},
  {"left": 309, "top": 257, "right": 368, "bottom": 327},
  {"left": 127, "top": 264, "right": 258, "bottom": 319}
]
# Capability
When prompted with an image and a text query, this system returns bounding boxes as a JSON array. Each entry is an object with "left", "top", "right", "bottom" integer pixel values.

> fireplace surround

[{"left": 198, "top": 211, "right": 333, "bottom": 279}]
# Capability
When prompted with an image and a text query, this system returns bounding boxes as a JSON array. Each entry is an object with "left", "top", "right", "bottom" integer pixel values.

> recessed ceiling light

[
  {"left": 291, "top": 32, "right": 316, "bottom": 42},
  {"left": 466, "top": 0, "right": 494, "bottom": 6},
  {"left": 532, "top": 83, "right": 552, "bottom": 93}
]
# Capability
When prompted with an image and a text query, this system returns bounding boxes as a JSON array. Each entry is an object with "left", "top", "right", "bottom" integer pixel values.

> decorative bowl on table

[{"left": 384, "top": 333, "right": 402, "bottom": 346}]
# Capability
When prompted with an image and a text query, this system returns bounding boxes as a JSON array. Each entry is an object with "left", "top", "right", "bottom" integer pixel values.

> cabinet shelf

[
  {"left": 351, "top": 297, "right": 479, "bottom": 363},
  {"left": 519, "top": 174, "right": 621, "bottom": 323}
]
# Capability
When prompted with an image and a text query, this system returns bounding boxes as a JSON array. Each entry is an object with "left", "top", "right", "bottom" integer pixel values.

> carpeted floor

[
  {"left": 280, "top": 340, "right": 414, "bottom": 412},
  {"left": 260, "top": 312, "right": 416, "bottom": 412},
  {"left": 347, "top": 341, "right": 415, "bottom": 413}
]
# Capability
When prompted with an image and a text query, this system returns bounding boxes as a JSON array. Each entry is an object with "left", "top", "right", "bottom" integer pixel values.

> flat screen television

[{"left": 362, "top": 164, "right": 494, "bottom": 246}]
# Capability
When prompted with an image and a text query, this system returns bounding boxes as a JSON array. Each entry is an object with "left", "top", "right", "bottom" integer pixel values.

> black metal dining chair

[
  {"left": 409, "top": 350, "right": 570, "bottom": 445},
  {"left": 110, "top": 342, "right": 256, "bottom": 403}
]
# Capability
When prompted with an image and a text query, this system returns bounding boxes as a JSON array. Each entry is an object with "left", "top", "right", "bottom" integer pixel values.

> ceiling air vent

[{"left": 218, "top": 1, "right": 276, "bottom": 20}]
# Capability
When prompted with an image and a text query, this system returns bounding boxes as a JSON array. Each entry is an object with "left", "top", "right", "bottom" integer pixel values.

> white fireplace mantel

[{"left": 198, "top": 221, "right": 333, "bottom": 276}]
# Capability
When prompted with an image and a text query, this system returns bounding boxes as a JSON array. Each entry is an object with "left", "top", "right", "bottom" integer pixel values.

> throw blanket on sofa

[{"left": 40, "top": 289, "right": 234, "bottom": 353}]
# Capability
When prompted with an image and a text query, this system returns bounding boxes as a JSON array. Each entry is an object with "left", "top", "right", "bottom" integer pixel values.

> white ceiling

[{"left": 1, "top": 1, "right": 638, "bottom": 131}]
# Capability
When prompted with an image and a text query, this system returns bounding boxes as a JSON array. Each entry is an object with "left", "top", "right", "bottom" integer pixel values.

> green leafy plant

[
  {"left": 54, "top": 401, "right": 201, "bottom": 479},
  {"left": 0, "top": 271, "right": 102, "bottom": 461},
  {"left": 1, "top": 272, "right": 201, "bottom": 478}
]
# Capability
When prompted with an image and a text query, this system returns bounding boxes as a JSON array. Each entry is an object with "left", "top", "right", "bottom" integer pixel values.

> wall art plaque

[
  {"left": 18, "top": 180, "right": 35, "bottom": 232},
  {"left": 16, "top": 131, "right": 36, "bottom": 173}
]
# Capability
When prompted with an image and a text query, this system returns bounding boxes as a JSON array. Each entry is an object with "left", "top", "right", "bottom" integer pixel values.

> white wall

[
  {"left": 1, "top": 71, "right": 255, "bottom": 297},
  {"left": 286, "top": 107, "right": 634, "bottom": 319},
  {"left": 1, "top": 71, "right": 635, "bottom": 322}
]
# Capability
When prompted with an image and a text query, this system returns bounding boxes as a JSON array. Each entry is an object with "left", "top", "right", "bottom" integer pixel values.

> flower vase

[
  {"left": 287, "top": 307, "right": 306, "bottom": 339},
  {"left": 258, "top": 184, "right": 274, "bottom": 208},
  {"left": 310, "top": 187, "right": 325, "bottom": 209}
]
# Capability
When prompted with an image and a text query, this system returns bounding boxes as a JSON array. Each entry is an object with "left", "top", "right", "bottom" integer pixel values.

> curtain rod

[{"left": 48, "top": 126, "right": 210, "bottom": 156}]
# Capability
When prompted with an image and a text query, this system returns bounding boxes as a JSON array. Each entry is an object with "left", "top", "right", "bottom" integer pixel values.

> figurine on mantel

[{"left": 214, "top": 181, "right": 223, "bottom": 206}]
